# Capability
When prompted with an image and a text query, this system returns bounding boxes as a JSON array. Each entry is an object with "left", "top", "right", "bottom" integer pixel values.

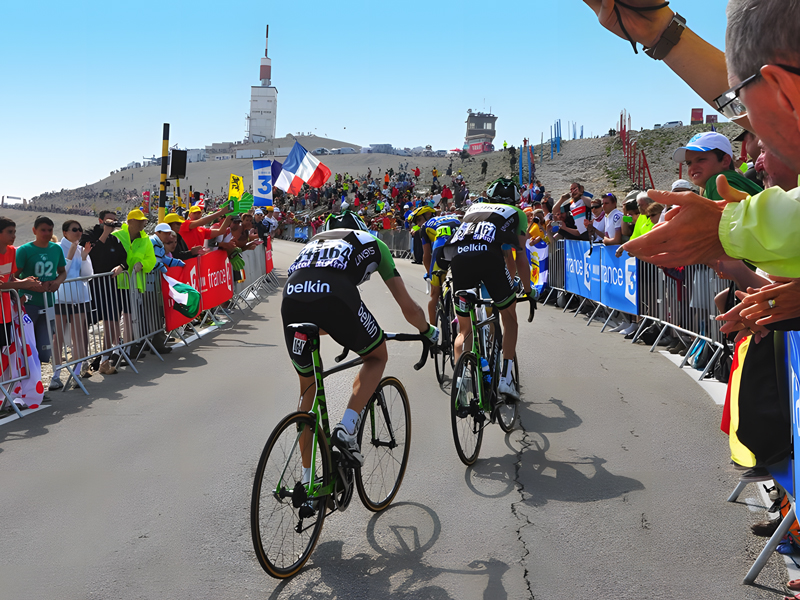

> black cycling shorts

[
  {"left": 449, "top": 250, "right": 516, "bottom": 316},
  {"left": 281, "top": 268, "right": 385, "bottom": 375}
]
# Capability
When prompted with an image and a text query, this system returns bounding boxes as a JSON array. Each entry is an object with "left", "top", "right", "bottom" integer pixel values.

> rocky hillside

[{"left": 28, "top": 122, "right": 746, "bottom": 211}]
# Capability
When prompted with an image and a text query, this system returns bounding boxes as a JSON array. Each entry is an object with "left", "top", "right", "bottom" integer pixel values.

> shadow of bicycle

[{"left": 267, "top": 502, "right": 510, "bottom": 600}]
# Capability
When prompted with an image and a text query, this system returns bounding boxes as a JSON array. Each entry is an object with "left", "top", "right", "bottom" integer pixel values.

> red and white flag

[{"left": 275, "top": 142, "right": 331, "bottom": 195}]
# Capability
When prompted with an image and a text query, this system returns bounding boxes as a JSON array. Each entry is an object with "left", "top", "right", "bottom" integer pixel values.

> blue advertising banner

[
  {"left": 564, "top": 240, "right": 601, "bottom": 302},
  {"left": 600, "top": 246, "right": 638, "bottom": 315},
  {"left": 253, "top": 159, "right": 273, "bottom": 207}
]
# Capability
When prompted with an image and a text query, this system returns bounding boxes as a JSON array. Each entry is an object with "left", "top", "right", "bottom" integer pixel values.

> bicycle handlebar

[
  {"left": 334, "top": 333, "right": 432, "bottom": 371},
  {"left": 517, "top": 293, "right": 537, "bottom": 323}
]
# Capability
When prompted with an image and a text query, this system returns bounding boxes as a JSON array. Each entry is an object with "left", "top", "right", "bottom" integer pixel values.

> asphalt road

[{"left": 0, "top": 239, "right": 789, "bottom": 599}]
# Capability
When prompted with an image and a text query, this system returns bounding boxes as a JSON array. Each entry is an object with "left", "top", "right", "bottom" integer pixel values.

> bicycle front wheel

[
  {"left": 356, "top": 377, "right": 412, "bottom": 511},
  {"left": 497, "top": 353, "right": 519, "bottom": 433},
  {"left": 251, "top": 412, "right": 330, "bottom": 579},
  {"left": 451, "top": 352, "right": 484, "bottom": 465}
]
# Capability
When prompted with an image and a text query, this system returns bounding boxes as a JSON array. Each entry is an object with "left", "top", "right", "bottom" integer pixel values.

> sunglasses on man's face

[{"left": 70, "top": 227, "right": 82, "bottom": 233}]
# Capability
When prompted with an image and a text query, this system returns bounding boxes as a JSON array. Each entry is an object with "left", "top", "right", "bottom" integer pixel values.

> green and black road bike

[
  {"left": 450, "top": 289, "right": 534, "bottom": 465},
  {"left": 251, "top": 324, "right": 430, "bottom": 578}
]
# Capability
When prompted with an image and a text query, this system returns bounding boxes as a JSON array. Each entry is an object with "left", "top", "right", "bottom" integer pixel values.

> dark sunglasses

[
  {"left": 590, "top": 204, "right": 602, "bottom": 209},
  {"left": 714, "top": 63, "right": 800, "bottom": 119},
  {"left": 69, "top": 227, "right": 83, "bottom": 232}
]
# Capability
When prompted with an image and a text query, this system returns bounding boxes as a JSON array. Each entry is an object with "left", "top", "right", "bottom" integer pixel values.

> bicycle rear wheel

[
  {"left": 251, "top": 412, "right": 330, "bottom": 578},
  {"left": 434, "top": 306, "right": 451, "bottom": 384},
  {"left": 497, "top": 353, "right": 519, "bottom": 433},
  {"left": 451, "top": 352, "right": 484, "bottom": 465},
  {"left": 356, "top": 376, "right": 412, "bottom": 511}
]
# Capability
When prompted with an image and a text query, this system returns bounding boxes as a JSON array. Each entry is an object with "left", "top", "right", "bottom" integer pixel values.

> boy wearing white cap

[
  {"left": 672, "top": 132, "right": 762, "bottom": 200},
  {"left": 150, "top": 223, "right": 186, "bottom": 273}
]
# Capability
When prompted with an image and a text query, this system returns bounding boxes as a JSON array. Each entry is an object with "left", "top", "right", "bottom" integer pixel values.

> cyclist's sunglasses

[{"left": 714, "top": 64, "right": 800, "bottom": 119}]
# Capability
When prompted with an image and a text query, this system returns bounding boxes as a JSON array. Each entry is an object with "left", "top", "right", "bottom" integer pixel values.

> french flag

[{"left": 275, "top": 142, "right": 331, "bottom": 194}]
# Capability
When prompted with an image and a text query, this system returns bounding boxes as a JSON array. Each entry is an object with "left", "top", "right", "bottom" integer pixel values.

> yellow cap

[
  {"left": 266, "top": 206, "right": 274, "bottom": 212},
  {"left": 188, "top": 205, "right": 203, "bottom": 214},
  {"left": 127, "top": 209, "right": 147, "bottom": 221},
  {"left": 163, "top": 213, "right": 185, "bottom": 224}
]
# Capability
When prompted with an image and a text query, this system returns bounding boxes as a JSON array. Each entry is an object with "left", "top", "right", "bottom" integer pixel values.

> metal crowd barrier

[
  {"left": 547, "top": 239, "right": 730, "bottom": 381},
  {"left": 545, "top": 239, "right": 566, "bottom": 302},
  {"left": 44, "top": 270, "right": 167, "bottom": 395},
  {"left": 231, "top": 246, "right": 273, "bottom": 310},
  {"left": 376, "top": 229, "right": 412, "bottom": 259},
  {"left": 0, "top": 290, "right": 32, "bottom": 417}
]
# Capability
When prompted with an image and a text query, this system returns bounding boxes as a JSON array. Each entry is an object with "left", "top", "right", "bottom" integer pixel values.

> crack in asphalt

[{"left": 510, "top": 407, "right": 535, "bottom": 599}]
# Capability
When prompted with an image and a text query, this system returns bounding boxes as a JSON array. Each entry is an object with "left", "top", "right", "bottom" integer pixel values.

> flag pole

[{"left": 158, "top": 123, "right": 170, "bottom": 223}]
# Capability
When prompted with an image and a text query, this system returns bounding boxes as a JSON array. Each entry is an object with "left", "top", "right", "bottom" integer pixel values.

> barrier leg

[
  {"left": 1, "top": 386, "right": 24, "bottom": 418},
  {"left": 573, "top": 297, "right": 587, "bottom": 318},
  {"left": 586, "top": 303, "right": 603, "bottom": 326},
  {"left": 630, "top": 318, "right": 651, "bottom": 343},
  {"left": 727, "top": 481, "right": 748, "bottom": 502},
  {"left": 62, "top": 364, "right": 89, "bottom": 396},
  {"left": 679, "top": 337, "right": 701, "bottom": 368},
  {"left": 544, "top": 289, "right": 555, "bottom": 305},
  {"left": 115, "top": 348, "right": 139, "bottom": 374},
  {"left": 601, "top": 310, "right": 617, "bottom": 332},
  {"left": 650, "top": 324, "right": 671, "bottom": 353},
  {"left": 562, "top": 294, "right": 574, "bottom": 313},
  {"left": 743, "top": 506, "right": 795, "bottom": 585},
  {"left": 144, "top": 338, "right": 164, "bottom": 362},
  {"left": 698, "top": 344, "right": 723, "bottom": 381}
]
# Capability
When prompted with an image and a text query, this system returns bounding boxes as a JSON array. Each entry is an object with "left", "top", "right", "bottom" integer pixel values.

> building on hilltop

[
  {"left": 246, "top": 25, "right": 278, "bottom": 144},
  {"left": 464, "top": 109, "right": 497, "bottom": 155}
]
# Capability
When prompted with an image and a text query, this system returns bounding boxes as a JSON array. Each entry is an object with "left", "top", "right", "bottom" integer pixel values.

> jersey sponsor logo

[
  {"left": 357, "top": 304, "right": 379, "bottom": 338},
  {"left": 354, "top": 246, "right": 375, "bottom": 266},
  {"left": 285, "top": 280, "right": 332, "bottom": 295},
  {"left": 289, "top": 239, "right": 355, "bottom": 273},
  {"left": 457, "top": 243, "right": 488, "bottom": 254},
  {"left": 452, "top": 221, "right": 496, "bottom": 244},
  {"left": 292, "top": 332, "right": 307, "bottom": 355}
]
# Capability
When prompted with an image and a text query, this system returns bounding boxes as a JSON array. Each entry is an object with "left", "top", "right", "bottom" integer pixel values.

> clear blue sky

[{"left": 0, "top": 0, "right": 729, "bottom": 201}]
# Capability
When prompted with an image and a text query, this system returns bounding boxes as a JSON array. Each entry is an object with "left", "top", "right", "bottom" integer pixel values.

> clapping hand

[
  {"left": 717, "top": 301, "right": 770, "bottom": 344},
  {"left": 738, "top": 278, "right": 800, "bottom": 327}
]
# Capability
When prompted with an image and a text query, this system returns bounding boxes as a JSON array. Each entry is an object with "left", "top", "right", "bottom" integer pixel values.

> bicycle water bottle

[{"left": 480, "top": 357, "right": 491, "bottom": 384}]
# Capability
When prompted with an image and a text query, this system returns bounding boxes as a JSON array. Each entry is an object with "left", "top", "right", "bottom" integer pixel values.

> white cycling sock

[
  {"left": 302, "top": 466, "right": 311, "bottom": 486},
  {"left": 502, "top": 359, "right": 514, "bottom": 382},
  {"left": 341, "top": 408, "right": 359, "bottom": 435}
]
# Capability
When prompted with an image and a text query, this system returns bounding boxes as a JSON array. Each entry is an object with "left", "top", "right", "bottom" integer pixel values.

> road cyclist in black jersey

[
  {"left": 281, "top": 211, "right": 439, "bottom": 478},
  {"left": 442, "top": 178, "right": 532, "bottom": 400}
]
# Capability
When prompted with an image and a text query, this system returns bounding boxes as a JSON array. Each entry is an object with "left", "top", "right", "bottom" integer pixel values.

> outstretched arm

[{"left": 582, "top": 0, "right": 750, "bottom": 128}]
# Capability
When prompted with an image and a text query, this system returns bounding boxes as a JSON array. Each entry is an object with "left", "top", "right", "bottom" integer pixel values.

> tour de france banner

[
  {"left": 564, "top": 240, "right": 601, "bottom": 302},
  {"left": 253, "top": 159, "right": 273, "bottom": 207},
  {"left": 599, "top": 246, "right": 638, "bottom": 315},
  {"left": 160, "top": 250, "right": 234, "bottom": 331}
]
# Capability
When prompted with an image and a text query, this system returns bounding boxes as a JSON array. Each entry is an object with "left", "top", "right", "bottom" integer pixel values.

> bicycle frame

[
  {"left": 278, "top": 329, "right": 428, "bottom": 506},
  {"left": 462, "top": 295, "right": 503, "bottom": 414}
]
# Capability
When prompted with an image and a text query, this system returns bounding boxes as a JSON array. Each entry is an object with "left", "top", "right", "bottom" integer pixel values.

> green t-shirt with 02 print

[{"left": 15, "top": 241, "right": 66, "bottom": 307}]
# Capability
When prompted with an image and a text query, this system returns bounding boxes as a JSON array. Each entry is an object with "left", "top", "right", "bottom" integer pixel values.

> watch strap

[{"left": 644, "top": 13, "right": 686, "bottom": 60}]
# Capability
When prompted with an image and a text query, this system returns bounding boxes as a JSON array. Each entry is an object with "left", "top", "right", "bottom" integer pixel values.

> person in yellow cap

[
  {"left": 111, "top": 210, "right": 157, "bottom": 346},
  {"left": 179, "top": 204, "right": 231, "bottom": 250}
]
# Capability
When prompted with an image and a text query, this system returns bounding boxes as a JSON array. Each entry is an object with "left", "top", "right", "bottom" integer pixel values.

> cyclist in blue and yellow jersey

[
  {"left": 282, "top": 211, "right": 438, "bottom": 474},
  {"left": 407, "top": 206, "right": 462, "bottom": 323},
  {"left": 443, "top": 178, "right": 531, "bottom": 400}
]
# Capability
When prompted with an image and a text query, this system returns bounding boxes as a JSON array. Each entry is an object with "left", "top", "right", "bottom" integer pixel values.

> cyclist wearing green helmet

[{"left": 443, "top": 178, "right": 531, "bottom": 400}]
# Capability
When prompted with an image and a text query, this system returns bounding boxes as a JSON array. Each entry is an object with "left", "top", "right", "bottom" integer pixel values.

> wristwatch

[{"left": 644, "top": 13, "right": 686, "bottom": 60}]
